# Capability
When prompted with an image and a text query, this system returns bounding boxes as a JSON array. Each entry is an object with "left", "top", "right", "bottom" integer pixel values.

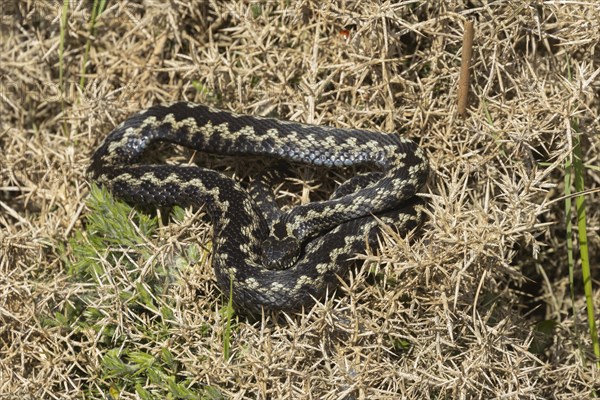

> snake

[{"left": 88, "top": 102, "right": 429, "bottom": 314}]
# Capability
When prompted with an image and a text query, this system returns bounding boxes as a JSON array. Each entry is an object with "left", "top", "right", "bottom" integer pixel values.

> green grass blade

[
  {"left": 79, "top": 0, "right": 106, "bottom": 89},
  {"left": 572, "top": 121, "right": 599, "bottom": 367},
  {"left": 564, "top": 156, "right": 580, "bottom": 354},
  {"left": 222, "top": 276, "right": 235, "bottom": 361},
  {"left": 564, "top": 55, "right": 598, "bottom": 370},
  {"left": 59, "top": 0, "right": 68, "bottom": 92},
  {"left": 59, "top": 0, "right": 69, "bottom": 134}
]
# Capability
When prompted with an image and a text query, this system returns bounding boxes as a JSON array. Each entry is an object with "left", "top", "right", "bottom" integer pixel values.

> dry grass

[{"left": 1, "top": 1, "right": 600, "bottom": 399}]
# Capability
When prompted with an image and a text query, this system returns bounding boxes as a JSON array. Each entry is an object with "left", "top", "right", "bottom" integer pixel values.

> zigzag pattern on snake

[{"left": 88, "top": 102, "right": 429, "bottom": 313}]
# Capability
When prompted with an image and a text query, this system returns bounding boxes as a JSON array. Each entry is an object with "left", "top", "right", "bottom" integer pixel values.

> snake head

[{"left": 261, "top": 235, "right": 301, "bottom": 270}]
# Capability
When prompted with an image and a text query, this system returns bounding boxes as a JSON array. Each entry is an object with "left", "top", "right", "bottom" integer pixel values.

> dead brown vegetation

[{"left": 1, "top": 1, "right": 599, "bottom": 399}]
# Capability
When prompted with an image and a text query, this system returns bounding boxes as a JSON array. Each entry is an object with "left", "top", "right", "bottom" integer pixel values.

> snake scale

[{"left": 88, "top": 102, "right": 429, "bottom": 314}]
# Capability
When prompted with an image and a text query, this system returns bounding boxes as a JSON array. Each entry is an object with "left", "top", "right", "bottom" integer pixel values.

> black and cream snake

[{"left": 88, "top": 102, "right": 428, "bottom": 314}]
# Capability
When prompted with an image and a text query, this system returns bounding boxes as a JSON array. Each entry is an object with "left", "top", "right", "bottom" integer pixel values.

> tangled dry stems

[{"left": 1, "top": 1, "right": 599, "bottom": 398}]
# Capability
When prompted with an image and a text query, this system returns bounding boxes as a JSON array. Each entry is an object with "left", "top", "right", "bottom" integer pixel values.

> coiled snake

[{"left": 88, "top": 103, "right": 428, "bottom": 313}]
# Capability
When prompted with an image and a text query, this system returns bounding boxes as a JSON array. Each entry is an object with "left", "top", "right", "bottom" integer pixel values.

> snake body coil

[{"left": 89, "top": 102, "right": 428, "bottom": 313}]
